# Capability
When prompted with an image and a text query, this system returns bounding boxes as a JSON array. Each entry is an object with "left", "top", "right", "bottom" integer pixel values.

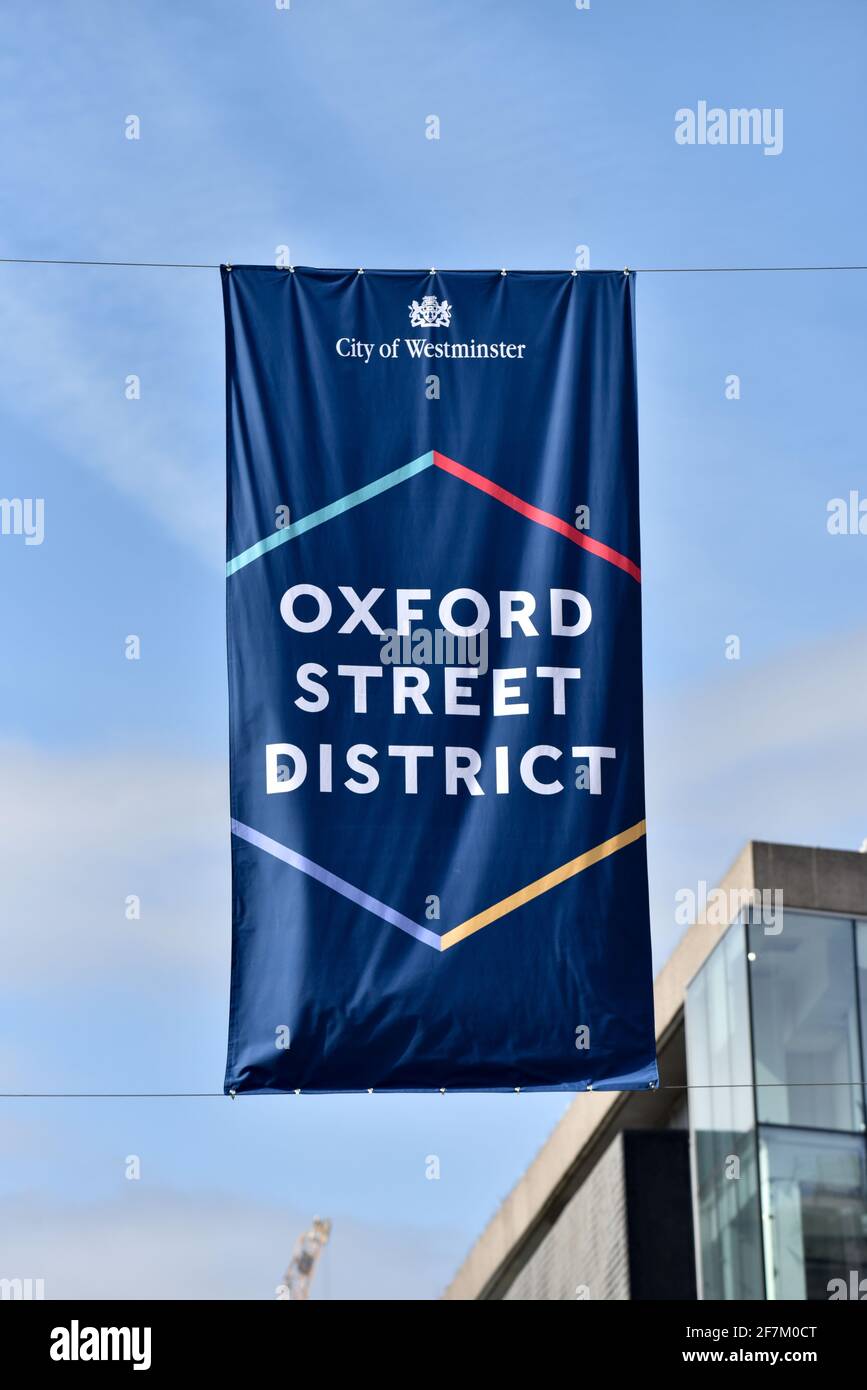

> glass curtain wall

[
  {"left": 748, "top": 912, "right": 867, "bottom": 1300},
  {"left": 686, "top": 911, "right": 867, "bottom": 1300},
  {"left": 685, "top": 921, "right": 763, "bottom": 1299}
]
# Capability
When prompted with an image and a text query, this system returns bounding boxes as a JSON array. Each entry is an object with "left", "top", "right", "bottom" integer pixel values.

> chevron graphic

[
  {"left": 227, "top": 449, "right": 643, "bottom": 950},
  {"left": 226, "top": 449, "right": 641, "bottom": 581},
  {"left": 232, "top": 818, "right": 647, "bottom": 953}
]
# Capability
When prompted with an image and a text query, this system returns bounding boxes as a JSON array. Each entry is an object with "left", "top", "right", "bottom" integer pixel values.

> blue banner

[{"left": 223, "top": 266, "right": 657, "bottom": 1093}]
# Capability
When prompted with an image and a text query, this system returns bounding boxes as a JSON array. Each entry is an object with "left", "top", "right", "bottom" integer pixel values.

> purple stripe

[{"left": 231, "top": 820, "right": 442, "bottom": 952}]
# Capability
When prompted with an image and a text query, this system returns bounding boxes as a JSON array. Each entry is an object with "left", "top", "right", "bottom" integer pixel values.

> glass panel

[
  {"left": 685, "top": 921, "right": 763, "bottom": 1299},
  {"left": 758, "top": 1127, "right": 867, "bottom": 1300},
  {"left": 856, "top": 922, "right": 867, "bottom": 1100},
  {"left": 748, "top": 913, "right": 863, "bottom": 1132}
]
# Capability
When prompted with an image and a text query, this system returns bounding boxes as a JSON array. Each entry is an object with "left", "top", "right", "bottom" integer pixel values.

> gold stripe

[{"left": 438, "top": 819, "right": 647, "bottom": 952}]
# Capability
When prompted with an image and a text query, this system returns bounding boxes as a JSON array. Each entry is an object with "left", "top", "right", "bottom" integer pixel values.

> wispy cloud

[
  {"left": 0, "top": 743, "right": 229, "bottom": 986},
  {"left": 645, "top": 626, "right": 867, "bottom": 962},
  {"left": 0, "top": 1188, "right": 462, "bottom": 1300},
  {"left": 0, "top": 276, "right": 224, "bottom": 564}
]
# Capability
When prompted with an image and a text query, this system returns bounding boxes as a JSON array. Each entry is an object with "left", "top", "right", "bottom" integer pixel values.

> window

[
  {"left": 748, "top": 913, "right": 864, "bottom": 1133},
  {"left": 856, "top": 922, "right": 867, "bottom": 1086},
  {"left": 687, "top": 910, "right": 867, "bottom": 1300},
  {"left": 758, "top": 1127, "right": 867, "bottom": 1300},
  {"left": 686, "top": 922, "right": 763, "bottom": 1299}
]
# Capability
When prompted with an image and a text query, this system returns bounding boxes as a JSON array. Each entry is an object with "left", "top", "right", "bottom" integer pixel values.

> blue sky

[{"left": 1, "top": 0, "right": 866, "bottom": 1299}]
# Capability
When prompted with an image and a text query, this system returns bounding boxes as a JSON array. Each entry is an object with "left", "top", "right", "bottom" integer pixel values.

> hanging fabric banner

[{"left": 222, "top": 266, "right": 657, "bottom": 1092}]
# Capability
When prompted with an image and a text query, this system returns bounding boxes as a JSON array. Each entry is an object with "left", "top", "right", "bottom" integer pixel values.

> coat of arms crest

[{"left": 408, "top": 294, "right": 452, "bottom": 328}]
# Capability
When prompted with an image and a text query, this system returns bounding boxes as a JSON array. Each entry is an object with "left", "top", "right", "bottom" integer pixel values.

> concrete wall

[{"left": 504, "top": 1135, "right": 629, "bottom": 1302}]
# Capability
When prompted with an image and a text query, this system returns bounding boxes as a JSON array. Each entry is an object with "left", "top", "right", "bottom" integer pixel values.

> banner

[{"left": 223, "top": 266, "right": 657, "bottom": 1092}]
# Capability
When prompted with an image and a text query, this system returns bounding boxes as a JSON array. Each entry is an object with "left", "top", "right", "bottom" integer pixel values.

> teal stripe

[{"left": 226, "top": 451, "right": 434, "bottom": 577}]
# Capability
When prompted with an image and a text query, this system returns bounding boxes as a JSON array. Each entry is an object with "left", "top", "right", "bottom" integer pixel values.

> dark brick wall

[{"left": 623, "top": 1130, "right": 697, "bottom": 1300}]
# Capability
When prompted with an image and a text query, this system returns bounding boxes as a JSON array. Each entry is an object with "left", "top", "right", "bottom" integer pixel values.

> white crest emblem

[{"left": 409, "top": 294, "right": 452, "bottom": 328}]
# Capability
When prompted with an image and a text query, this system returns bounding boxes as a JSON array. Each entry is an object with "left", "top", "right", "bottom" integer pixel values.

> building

[{"left": 443, "top": 842, "right": 867, "bottom": 1301}]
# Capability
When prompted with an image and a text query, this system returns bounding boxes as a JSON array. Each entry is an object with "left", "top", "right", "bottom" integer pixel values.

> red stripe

[{"left": 432, "top": 452, "right": 641, "bottom": 583}]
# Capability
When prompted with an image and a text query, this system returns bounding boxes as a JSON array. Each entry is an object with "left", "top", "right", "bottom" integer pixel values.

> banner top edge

[{"left": 221, "top": 264, "right": 634, "bottom": 277}]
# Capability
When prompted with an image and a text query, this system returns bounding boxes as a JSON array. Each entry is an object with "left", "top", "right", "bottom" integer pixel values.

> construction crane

[{"left": 276, "top": 1217, "right": 332, "bottom": 1300}]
